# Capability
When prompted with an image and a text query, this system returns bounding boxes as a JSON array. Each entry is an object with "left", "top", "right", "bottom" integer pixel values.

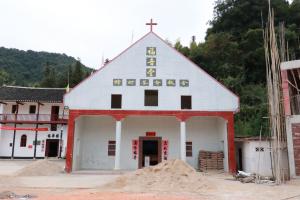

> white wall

[
  {"left": 3, "top": 102, "right": 65, "bottom": 115},
  {"left": 241, "top": 141, "right": 273, "bottom": 176},
  {"left": 0, "top": 102, "right": 68, "bottom": 158},
  {"left": 72, "top": 116, "right": 116, "bottom": 170},
  {"left": 65, "top": 33, "right": 239, "bottom": 112},
  {"left": 186, "top": 117, "right": 227, "bottom": 170},
  {"left": 73, "top": 115, "right": 228, "bottom": 171},
  {"left": 0, "top": 123, "right": 67, "bottom": 158},
  {"left": 285, "top": 115, "right": 300, "bottom": 178}
]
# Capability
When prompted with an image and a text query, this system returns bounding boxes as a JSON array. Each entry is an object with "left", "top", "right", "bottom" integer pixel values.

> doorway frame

[
  {"left": 45, "top": 139, "right": 60, "bottom": 157},
  {"left": 138, "top": 136, "right": 162, "bottom": 168}
]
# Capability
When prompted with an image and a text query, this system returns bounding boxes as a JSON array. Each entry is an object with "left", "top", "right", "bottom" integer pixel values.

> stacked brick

[{"left": 198, "top": 150, "right": 224, "bottom": 171}]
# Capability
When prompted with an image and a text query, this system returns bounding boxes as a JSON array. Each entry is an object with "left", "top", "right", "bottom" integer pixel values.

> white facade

[
  {"left": 65, "top": 31, "right": 239, "bottom": 172},
  {"left": 0, "top": 102, "right": 68, "bottom": 158},
  {"left": 285, "top": 115, "right": 300, "bottom": 178},
  {"left": 72, "top": 116, "right": 228, "bottom": 171},
  {"left": 236, "top": 140, "right": 289, "bottom": 177},
  {"left": 64, "top": 32, "right": 239, "bottom": 111}
]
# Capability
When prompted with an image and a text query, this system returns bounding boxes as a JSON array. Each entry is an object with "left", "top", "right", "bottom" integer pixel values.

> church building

[{"left": 64, "top": 20, "right": 239, "bottom": 173}]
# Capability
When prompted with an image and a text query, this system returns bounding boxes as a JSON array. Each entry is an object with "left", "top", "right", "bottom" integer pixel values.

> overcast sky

[{"left": 0, "top": 0, "right": 215, "bottom": 69}]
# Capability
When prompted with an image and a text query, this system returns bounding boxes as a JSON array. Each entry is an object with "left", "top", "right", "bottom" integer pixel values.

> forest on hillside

[
  {"left": 174, "top": 0, "right": 300, "bottom": 136},
  {"left": 0, "top": 47, "right": 92, "bottom": 87}
]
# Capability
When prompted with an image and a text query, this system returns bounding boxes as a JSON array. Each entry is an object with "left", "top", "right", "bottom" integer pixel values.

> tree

[
  {"left": 70, "top": 60, "right": 84, "bottom": 87},
  {"left": 0, "top": 69, "right": 12, "bottom": 86},
  {"left": 40, "top": 64, "right": 56, "bottom": 87}
]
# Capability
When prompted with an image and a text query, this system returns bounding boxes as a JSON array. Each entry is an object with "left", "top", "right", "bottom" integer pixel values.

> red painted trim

[
  {"left": 227, "top": 112, "right": 236, "bottom": 173},
  {"left": 65, "top": 109, "right": 236, "bottom": 173},
  {"left": 69, "top": 109, "right": 234, "bottom": 120},
  {"left": 65, "top": 113, "right": 77, "bottom": 173},
  {"left": 0, "top": 126, "right": 48, "bottom": 131},
  {"left": 281, "top": 70, "right": 291, "bottom": 116}
]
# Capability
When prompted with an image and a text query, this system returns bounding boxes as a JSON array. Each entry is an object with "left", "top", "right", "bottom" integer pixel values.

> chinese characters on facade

[{"left": 113, "top": 46, "right": 189, "bottom": 87}]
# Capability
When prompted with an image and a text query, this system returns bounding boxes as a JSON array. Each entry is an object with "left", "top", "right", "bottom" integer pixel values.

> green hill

[{"left": 0, "top": 47, "right": 92, "bottom": 87}]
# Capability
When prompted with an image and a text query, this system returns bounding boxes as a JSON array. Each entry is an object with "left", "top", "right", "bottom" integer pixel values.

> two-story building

[
  {"left": 281, "top": 60, "right": 300, "bottom": 178},
  {"left": 64, "top": 25, "right": 239, "bottom": 173},
  {"left": 0, "top": 86, "right": 68, "bottom": 159}
]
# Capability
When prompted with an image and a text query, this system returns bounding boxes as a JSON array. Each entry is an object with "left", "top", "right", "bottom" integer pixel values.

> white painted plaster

[
  {"left": 73, "top": 116, "right": 228, "bottom": 171},
  {"left": 180, "top": 121, "right": 186, "bottom": 162},
  {"left": 64, "top": 33, "right": 239, "bottom": 112},
  {"left": 281, "top": 60, "right": 300, "bottom": 70},
  {"left": 114, "top": 120, "right": 122, "bottom": 170},
  {"left": 285, "top": 115, "right": 300, "bottom": 178},
  {"left": 0, "top": 102, "right": 68, "bottom": 158}
]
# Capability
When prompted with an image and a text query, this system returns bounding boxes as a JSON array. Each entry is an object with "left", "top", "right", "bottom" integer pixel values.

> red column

[
  {"left": 65, "top": 112, "right": 77, "bottom": 173},
  {"left": 227, "top": 112, "right": 236, "bottom": 174},
  {"left": 281, "top": 70, "right": 291, "bottom": 116}
]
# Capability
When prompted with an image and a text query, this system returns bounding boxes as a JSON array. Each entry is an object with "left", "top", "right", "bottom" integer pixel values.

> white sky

[{"left": 0, "top": 0, "right": 215, "bottom": 69}]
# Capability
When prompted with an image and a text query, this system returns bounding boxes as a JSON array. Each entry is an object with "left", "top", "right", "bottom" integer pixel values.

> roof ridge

[{"left": 2, "top": 85, "right": 66, "bottom": 90}]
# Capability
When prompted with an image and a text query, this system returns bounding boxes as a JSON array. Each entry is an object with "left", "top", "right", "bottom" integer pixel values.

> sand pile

[
  {"left": 14, "top": 160, "right": 64, "bottom": 176},
  {"left": 103, "top": 159, "right": 215, "bottom": 194}
]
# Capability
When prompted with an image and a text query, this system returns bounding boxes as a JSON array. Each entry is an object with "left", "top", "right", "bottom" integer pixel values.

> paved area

[
  {"left": 0, "top": 160, "right": 33, "bottom": 175},
  {"left": 0, "top": 160, "right": 300, "bottom": 200}
]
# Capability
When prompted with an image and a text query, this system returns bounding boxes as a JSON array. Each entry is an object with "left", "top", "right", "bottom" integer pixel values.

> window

[
  {"left": 51, "top": 124, "right": 57, "bottom": 131},
  {"left": 186, "top": 141, "right": 193, "bottom": 157},
  {"left": 29, "top": 105, "right": 36, "bottom": 114},
  {"left": 12, "top": 104, "right": 18, "bottom": 114},
  {"left": 255, "top": 147, "right": 265, "bottom": 152},
  {"left": 181, "top": 96, "right": 192, "bottom": 109},
  {"left": 20, "top": 135, "right": 27, "bottom": 147},
  {"left": 144, "top": 90, "right": 158, "bottom": 106},
  {"left": 111, "top": 94, "right": 122, "bottom": 109},
  {"left": 108, "top": 140, "right": 116, "bottom": 156}
]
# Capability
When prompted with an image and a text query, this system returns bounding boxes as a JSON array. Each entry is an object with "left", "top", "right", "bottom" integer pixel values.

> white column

[
  {"left": 114, "top": 120, "right": 122, "bottom": 170},
  {"left": 180, "top": 121, "right": 186, "bottom": 162}
]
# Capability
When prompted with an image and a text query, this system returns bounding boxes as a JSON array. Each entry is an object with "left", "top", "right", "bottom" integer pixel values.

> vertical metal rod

[
  {"left": 33, "top": 102, "right": 40, "bottom": 159},
  {"left": 11, "top": 103, "right": 19, "bottom": 159}
]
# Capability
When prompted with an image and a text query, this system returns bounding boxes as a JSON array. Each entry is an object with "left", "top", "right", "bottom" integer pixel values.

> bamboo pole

[{"left": 264, "top": 0, "right": 288, "bottom": 184}]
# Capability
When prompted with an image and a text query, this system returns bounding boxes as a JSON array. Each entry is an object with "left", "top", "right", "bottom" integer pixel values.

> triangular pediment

[{"left": 65, "top": 32, "right": 239, "bottom": 112}]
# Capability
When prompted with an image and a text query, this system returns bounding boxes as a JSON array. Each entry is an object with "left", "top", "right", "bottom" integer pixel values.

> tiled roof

[{"left": 0, "top": 86, "right": 66, "bottom": 103}]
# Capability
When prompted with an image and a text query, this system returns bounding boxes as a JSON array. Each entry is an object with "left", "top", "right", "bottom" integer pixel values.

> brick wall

[{"left": 292, "top": 123, "right": 300, "bottom": 176}]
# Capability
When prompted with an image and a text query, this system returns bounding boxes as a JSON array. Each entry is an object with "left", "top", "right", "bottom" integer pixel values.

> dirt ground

[{"left": 0, "top": 160, "right": 300, "bottom": 200}]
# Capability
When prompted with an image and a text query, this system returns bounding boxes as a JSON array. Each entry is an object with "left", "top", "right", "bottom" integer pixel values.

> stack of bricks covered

[{"left": 198, "top": 150, "right": 224, "bottom": 171}]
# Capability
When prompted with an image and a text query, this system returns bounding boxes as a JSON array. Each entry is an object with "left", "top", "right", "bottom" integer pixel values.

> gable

[{"left": 64, "top": 32, "right": 239, "bottom": 112}]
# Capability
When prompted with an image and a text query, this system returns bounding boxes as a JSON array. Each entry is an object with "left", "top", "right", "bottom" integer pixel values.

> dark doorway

[
  {"left": 238, "top": 148, "right": 243, "bottom": 171},
  {"left": 45, "top": 139, "right": 59, "bottom": 157},
  {"left": 138, "top": 137, "right": 162, "bottom": 168}
]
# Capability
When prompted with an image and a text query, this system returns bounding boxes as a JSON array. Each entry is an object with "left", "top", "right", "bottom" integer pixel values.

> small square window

[
  {"left": 181, "top": 96, "right": 192, "bottom": 109},
  {"left": 186, "top": 141, "right": 193, "bottom": 157},
  {"left": 108, "top": 140, "right": 116, "bottom": 156},
  {"left": 111, "top": 94, "right": 122, "bottom": 109},
  {"left": 145, "top": 90, "right": 158, "bottom": 106},
  {"left": 29, "top": 105, "right": 36, "bottom": 114}
]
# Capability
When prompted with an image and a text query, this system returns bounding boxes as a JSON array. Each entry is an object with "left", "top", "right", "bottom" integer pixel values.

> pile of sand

[
  {"left": 14, "top": 160, "right": 64, "bottom": 176},
  {"left": 102, "top": 159, "right": 215, "bottom": 194}
]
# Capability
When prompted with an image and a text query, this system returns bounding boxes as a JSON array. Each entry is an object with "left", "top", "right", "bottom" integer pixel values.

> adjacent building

[
  {"left": 281, "top": 60, "right": 300, "bottom": 178},
  {"left": 0, "top": 86, "right": 68, "bottom": 159}
]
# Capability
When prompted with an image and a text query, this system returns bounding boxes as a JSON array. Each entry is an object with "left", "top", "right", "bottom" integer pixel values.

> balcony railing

[{"left": 0, "top": 114, "right": 68, "bottom": 124}]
